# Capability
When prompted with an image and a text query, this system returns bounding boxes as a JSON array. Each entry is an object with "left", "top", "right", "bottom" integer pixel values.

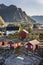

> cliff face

[{"left": 0, "top": 4, "right": 36, "bottom": 24}]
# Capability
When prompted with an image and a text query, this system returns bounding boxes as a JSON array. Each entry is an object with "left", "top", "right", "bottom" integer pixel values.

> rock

[
  {"left": 0, "top": 57, "right": 5, "bottom": 65},
  {"left": 5, "top": 54, "right": 41, "bottom": 65},
  {"left": 39, "top": 59, "right": 43, "bottom": 65}
]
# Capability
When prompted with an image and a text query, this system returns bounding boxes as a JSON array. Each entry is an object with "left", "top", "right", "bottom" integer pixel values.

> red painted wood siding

[
  {"left": 18, "top": 31, "right": 27, "bottom": 39},
  {"left": 25, "top": 43, "right": 33, "bottom": 50}
]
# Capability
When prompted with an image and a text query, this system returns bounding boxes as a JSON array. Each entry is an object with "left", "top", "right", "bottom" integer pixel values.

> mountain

[
  {"left": 31, "top": 16, "right": 43, "bottom": 24},
  {"left": 0, "top": 4, "right": 36, "bottom": 24},
  {"left": 0, "top": 4, "right": 7, "bottom": 9}
]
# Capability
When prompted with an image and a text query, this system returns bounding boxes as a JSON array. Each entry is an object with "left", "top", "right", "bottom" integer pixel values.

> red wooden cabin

[
  {"left": 18, "top": 29, "right": 29, "bottom": 39},
  {"left": 25, "top": 39, "right": 40, "bottom": 51}
]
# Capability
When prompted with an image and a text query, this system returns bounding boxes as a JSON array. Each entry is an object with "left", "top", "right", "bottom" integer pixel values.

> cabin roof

[
  {"left": 0, "top": 37, "right": 12, "bottom": 42},
  {"left": 23, "top": 29, "right": 28, "bottom": 34},
  {"left": 12, "top": 38, "right": 21, "bottom": 43},
  {"left": 29, "top": 39, "right": 40, "bottom": 45},
  {"left": 0, "top": 38, "right": 21, "bottom": 43}
]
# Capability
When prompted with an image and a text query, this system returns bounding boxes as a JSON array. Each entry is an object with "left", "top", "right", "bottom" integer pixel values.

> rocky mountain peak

[
  {"left": 0, "top": 4, "right": 36, "bottom": 24},
  {"left": 0, "top": 4, "right": 7, "bottom": 9}
]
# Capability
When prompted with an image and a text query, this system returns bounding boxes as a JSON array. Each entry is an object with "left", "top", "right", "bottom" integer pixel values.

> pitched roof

[
  {"left": 0, "top": 37, "right": 21, "bottom": 43},
  {"left": 29, "top": 39, "right": 40, "bottom": 45},
  {"left": 0, "top": 37, "right": 11, "bottom": 42},
  {"left": 23, "top": 29, "right": 28, "bottom": 34},
  {"left": 12, "top": 38, "right": 21, "bottom": 43}
]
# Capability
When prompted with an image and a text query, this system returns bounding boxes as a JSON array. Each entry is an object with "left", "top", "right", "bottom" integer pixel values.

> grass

[
  {"left": 29, "top": 34, "right": 39, "bottom": 39},
  {"left": 40, "top": 42, "right": 43, "bottom": 45},
  {"left": 40, "top": 40, "right": 43, "bottom": 45}
]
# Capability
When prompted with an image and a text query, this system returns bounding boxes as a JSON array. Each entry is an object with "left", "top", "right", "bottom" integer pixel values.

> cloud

[
  {"left": 21, "top": 0, "right": 43, "bottom": 5},
  {"left": 34, "top": 0, "right": 43, "bottom": 4}
]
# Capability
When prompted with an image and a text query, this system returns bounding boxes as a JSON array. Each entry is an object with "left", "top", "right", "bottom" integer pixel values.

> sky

[{"left": 0, "top": 0, "right": 43, "bottom": 16}]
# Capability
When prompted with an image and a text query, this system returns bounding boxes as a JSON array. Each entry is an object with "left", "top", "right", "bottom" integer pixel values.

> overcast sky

[{"left": 0, "top": 0, "right": 43, "bottom": 16}]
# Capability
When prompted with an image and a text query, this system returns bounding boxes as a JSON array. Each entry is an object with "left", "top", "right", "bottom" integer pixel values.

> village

[
  {"left": 0, "top": 16, "right": 43, "bottom": 65},
  {"left": 0, "top": 16, "right": 43, "bottom": 52}
]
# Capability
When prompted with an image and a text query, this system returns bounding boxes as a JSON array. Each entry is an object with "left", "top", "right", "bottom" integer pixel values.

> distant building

[
  {"left": 6, "top": 24, "right": 19, "bottom": 35},
  {"left": 40, "top": 24, "right": 43, "bottom": 29},
  {"left": 33, "top": 28, "right": 43, "bottom": 33},
  {"left": 33, "top": 24, "right": 43, "bottom": 33},
  {"left": 6, "top": 24, "right": 19, "bottom": 31},
  {"left": 25, "top": 24, "right": 32, "bottom": 30},
  {"left": 33, "top": 24, "right": 41, "bottom": 29}
]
